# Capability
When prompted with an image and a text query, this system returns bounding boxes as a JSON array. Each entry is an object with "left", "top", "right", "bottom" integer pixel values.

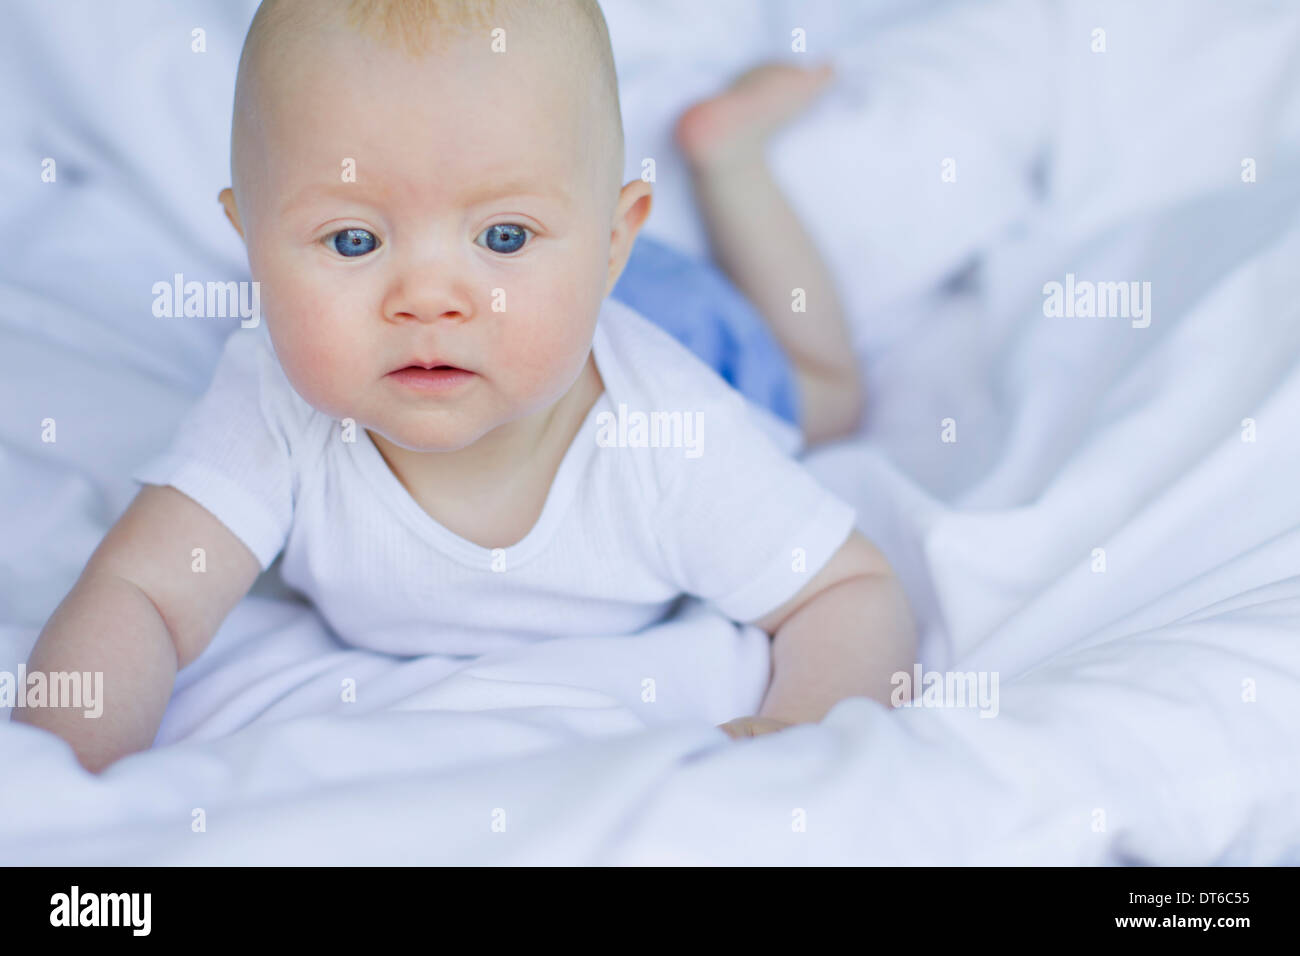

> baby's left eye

[{"left": 477, "top": 223, "right": 531, "bottom": 255}]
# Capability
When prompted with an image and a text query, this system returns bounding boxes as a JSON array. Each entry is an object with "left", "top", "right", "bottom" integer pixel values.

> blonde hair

[
  {"left": 345, "top": 0, "right": 505, "bottom": 56},
  {"left": 233, "top": 0, "right": 624, "bottom": 205}
]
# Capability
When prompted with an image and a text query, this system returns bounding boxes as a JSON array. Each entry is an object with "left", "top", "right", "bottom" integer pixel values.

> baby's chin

[{"left": 361, "top": 410, "right": 509, "bottom": 455}]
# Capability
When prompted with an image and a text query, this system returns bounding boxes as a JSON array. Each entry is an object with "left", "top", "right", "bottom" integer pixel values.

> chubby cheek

[
  {"left": 274, "top": 322, "right": 356, "bottom": 418},
  {"left": 498, "top": 267, "right": 603, "bottom": 406},
  {"left": 498, "top": 320, "right": 578, "bottom": 405},
  {"left": 260, "top": 269, "right": 371, "bottom": 419}
]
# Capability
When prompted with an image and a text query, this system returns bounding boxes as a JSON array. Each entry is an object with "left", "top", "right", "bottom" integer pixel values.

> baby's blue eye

[
  {"left": 478, "top": 223, "right": 530, "bottom": 254},
  {"left": 331, "top": 228, "right": 379, "bottom": 257}
]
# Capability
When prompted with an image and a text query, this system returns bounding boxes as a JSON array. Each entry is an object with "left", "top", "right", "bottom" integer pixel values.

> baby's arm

[
  {"left": 748, "top": 531, "right": 917, "bottom": 725},
  {"left": 13, "top": 484, "right": 260, "bottom": 773}
]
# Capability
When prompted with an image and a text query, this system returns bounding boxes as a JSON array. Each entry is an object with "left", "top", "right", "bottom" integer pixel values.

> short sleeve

[
  {"left": 131, "top": 327, "right": 299, "bottom": 570},
  {"left": 649, "top": 389, "right": 857, "bottom": 623}
]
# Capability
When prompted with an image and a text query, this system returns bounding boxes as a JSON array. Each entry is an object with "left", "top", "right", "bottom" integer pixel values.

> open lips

[{"left": 387, "top": 361, "right": 477, "bottom": 392}]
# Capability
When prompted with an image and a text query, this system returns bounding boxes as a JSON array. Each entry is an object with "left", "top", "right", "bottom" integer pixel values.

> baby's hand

[{"left": 717, "top": 716, "right": 797, "bottom": 740}]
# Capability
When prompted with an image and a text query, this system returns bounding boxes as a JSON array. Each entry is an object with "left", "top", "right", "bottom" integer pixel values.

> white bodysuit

[{"left": 133, "top": 296, "right": 857, "bottom": 656}]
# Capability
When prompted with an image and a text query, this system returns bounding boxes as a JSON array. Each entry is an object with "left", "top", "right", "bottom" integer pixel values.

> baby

[{"left": 16, "top": 0, "right": 916, "bottom": 772}]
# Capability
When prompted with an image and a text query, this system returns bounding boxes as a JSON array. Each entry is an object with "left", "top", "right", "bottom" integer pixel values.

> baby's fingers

[{"left": 718, "top": 716, "right": 796, "bottom": 739}]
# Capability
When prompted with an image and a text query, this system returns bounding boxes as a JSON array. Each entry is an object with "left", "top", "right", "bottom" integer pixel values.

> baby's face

[{"left": 233, "top": 24, "right": 627, "bottom": 452}]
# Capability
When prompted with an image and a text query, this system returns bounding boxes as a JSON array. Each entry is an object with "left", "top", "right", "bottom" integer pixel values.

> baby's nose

[{"left": 381, "top": 259, "right": 473, "bottom": 324}]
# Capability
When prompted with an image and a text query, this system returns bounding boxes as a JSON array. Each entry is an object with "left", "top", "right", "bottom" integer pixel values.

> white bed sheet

[{"left": 1, "top": 0, "right": 1298, "bottom": 864}]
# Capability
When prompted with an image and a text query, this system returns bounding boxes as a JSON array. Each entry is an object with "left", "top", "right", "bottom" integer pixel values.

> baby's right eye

[{"left": 328, "top": 228, "right": 380, "bottom": 257}]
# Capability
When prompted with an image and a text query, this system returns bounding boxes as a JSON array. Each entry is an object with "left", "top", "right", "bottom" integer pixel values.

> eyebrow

[
  {"left": 281, "top": 182, "right": 364, "bottom": 215},
  {"left": 281, "top": 177, "right": 569, "bottom": 215},
  {"left": 461, "top": 177, "right": 571, "bottom": 205}
]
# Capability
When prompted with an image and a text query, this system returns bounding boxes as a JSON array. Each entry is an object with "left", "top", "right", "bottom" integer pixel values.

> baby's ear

[
  {"left": 218, "top": 188, "right": 245, "bottom": 239},
  {"left": 604, "top": 180, "right": 653, "bottom": 295}
]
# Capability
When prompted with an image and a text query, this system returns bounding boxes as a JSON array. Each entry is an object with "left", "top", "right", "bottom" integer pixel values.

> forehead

[{"left": 255, "top": 22, "right": 589, "bottom": 204}]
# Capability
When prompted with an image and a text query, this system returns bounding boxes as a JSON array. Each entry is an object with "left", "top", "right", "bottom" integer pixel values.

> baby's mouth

[{"left": 387, "top": 363, "right": 477, "bottom": 394}]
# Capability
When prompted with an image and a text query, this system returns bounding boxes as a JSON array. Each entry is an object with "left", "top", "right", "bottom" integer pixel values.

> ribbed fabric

[{"left": 132, "top": 297, "right": 857, "bottom": 655}]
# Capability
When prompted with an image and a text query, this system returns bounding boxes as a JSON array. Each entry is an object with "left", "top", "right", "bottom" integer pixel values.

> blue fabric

[{"left": 610, "top": 234, "right": 799, "bottom": 426}]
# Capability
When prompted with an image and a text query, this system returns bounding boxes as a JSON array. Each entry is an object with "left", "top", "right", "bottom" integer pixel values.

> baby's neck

[{"left": 366, "top": 354, "right": 604, "bottom": 546}]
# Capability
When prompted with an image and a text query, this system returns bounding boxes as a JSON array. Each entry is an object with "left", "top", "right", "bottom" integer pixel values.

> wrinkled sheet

[{"left": 1, "top": 0, "right": 1298, "bottom": 864}]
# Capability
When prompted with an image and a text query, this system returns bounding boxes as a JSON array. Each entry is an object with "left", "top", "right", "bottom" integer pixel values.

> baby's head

[{"left": 219, "top": 0, "right": 651, "bottom": 452}]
